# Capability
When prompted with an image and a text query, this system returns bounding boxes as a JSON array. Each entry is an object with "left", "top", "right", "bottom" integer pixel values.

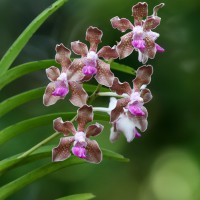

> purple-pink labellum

[{"left": 82, "top": 65, "right": 97, "bottom": 75}]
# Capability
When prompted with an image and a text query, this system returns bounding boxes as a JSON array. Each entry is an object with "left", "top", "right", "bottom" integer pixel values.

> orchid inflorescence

[{"left": 43, "top": 2, "right": 165, "bottom": 164}]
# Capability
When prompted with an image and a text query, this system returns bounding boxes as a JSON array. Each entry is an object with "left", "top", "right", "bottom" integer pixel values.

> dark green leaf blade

[
  {"left": 0, "top": 60, "right": 57, "bottom": 90},
  {"left": 111, "top": 62, "right": 135, "bottom": 75},
  {"left": 0, "top": 85, "right": 108, "bottom": 118},
  {"left": 55, "top": 193, "right": 95, "bottom": 200},
  {"left": 0, "top": 59, "right": 135, "bottom": 90},
  {"left": 0, "top": 113, "right": 109, "bottom": 145},
  {"left": 0, "top": 87, "right": 45, "bottom": 118},
  {"left": 0, "top": 0, "right": 67, "bottom": 75},
  {"left": 0, "top": 148, "right": 129, "bottom": 199},
  {"left": 0, "top": 145, "right": 129, "bottom": 174},
  {"left": 0, "top": 157, "right": 85, "bottom": 200},
  {"left": 0, "top": 113, "right": 76, "bottom": 146}
]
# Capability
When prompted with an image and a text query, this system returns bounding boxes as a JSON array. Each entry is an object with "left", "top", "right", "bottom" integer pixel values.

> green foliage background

[{"left": 0, "top": 0, "right": 200, "bottom": 199}]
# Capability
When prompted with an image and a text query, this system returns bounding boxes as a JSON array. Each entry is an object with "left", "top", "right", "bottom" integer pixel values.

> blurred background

[{"left": 1, "top": 0, "right": 200, "bottom": 199}]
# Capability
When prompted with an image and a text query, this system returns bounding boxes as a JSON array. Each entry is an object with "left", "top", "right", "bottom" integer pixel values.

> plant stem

[
  {"left": 18, "top": 132, "right": 59, "bottom": 159},
  {"left": 97, "top": 92, "right": 127, "bottom": 98},
  {"left": 87, "top": 84, "right": 102, "bottom": 104},
  {"left": 93, "top": 107, "right": 110, "bottom": 113}
]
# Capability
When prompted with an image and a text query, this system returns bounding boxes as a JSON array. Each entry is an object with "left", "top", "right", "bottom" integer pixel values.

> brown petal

[
  {"left": 133, "top": 65, "right": 153, "bottom": 91},
  {"left": 153, "top": 3, "right": 165, "bottom": 16},
  {"left": 53, "top": 117, "right": 76, "bottom": 136},
  {"left": 68, "top": 81, "right": 88, "bottom": 107},
  {"left": 110, "top": 98, "right": 130, "bottom": 122},
  {"left": 85, "top": 139, "right": 102, "bottom": 164},
  {"left": 140, "top": 88, "right": 152, "bottom": 103},
  {"left": 76, "top": 105, "right": 93, "bottom": 131},
  {"left": 97, "top": 46, "right": 118, "bottom": 61},
  {"left": 43, "top": 82, "right": 63, "bottom": 106},
  {"left": 86, "top": 123, "right": 104, "bottom": 137},
  {"left": 85, "top": 26, "right": 103, "bottom": 52},
  {"left": 52, "top": 137, "right": 74, "bottom": 162},
  {"left": 67, "top": 58, "right": 85, "bottom": 82},
  {"left": 55, "top": 44, "right": 72, "bottom": 71},
  {"left": 143, "top": 16, "right": 161, "bottom": 31},
  {"left": 110, "top": 77, "right": 132, "bottom": 96},
  {"left": 132, "top": 2, "right": 148, "bottom": 26},
  {"left": 116, "top": 32, "right": 134, "bottom": 59},
  {"left": 110, "top": 16, "right": 133, "bottom": 32},
  {"left": 46, "top": 66, "right": 60, "bottom": 82},
  {"left": 71, "top": 41, "right": 88, "bottom": 57},
  {"left": 95, "top": 59, "right": 114, "bottom": 87},
  {"left": 129, "top": 106, "right": 148, "bottom": 132},
  {"left": 144, "top": 36, "right": 156, "bottom": 59}
]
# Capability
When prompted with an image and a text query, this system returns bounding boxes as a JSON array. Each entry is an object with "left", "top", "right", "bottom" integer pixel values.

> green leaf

[
  {"left": 0, "top": 145, "right": 53, "bottom": 174},
  {"left": 0, "top": 157, "right": 85, "bottom": 199},
  {"left": 0, "top": 113, "right": 75, "bottom": 146},
  {"left": 0, "top": 145, "right": 129, "bottom": 175},
  {"left": 0, "top": 148, "right": 129, "bottom": 199},
  {"left": 0, "top": 113, "right": 109, "bottom": 145},
  {"left": 0, "top": 59, "right": 134, "bottom": 90},
  {"left": 0, "top": 87, "right": 44, "bottom": 118},
  {"left": 83, "top": 84, "right": 109, "bottom": 94},
  {"left": 110, "top": 62, "right": 135, "bottom": 75},
  {"left": 0, "top": 60, "right": 57, "bottom": 90},
  {"left": 55, "top": 193, "right": 95, "bottom": 200},
  {"left": 0, "top": 0, "right": 67, "bottom": 75},
  {"left": 0, "top": 85, "right": 108, "bottom": 118}
]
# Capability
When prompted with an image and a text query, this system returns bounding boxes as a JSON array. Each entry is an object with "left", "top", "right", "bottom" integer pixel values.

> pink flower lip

[
  {"left": 132, "top": 39, "right": 146, "bottom": 51},
  {"left": 128, "top": 104, "right": 145, "bottom": 116},
  {"left": 52, "top": 86, "right": 69, "bottom": 97},
  {"left": 72, "top": 146, "right": 87, "bottom": 159},
  {"left": 82, "top": 65, "right": 97, "bottom": 75}
]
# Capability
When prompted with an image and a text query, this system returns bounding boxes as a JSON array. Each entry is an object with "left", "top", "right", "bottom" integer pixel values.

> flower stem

[
  {"left": 98, "top": 92, "right": 127, "bottom": 98},
  {"left": 87, "top": 84, "right": 102, "bottom": 104},
  {"left": 93, "top": 107, "right": 110, "bottom": 113},
  {"left": 18, "top": 132, "right": 59, "bottom": 158}
]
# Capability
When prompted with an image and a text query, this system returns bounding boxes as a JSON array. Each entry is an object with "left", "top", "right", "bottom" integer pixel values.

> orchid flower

[
  {"left": 110, "top": 2, "right": 165, "bottom": 63},
  {"left": 43, "top": 44, "right": 88, "bottom": 107},
  {"left": 68, "top": 26, "right": 118, "bottom": 87},
  {"left": 52, "top": 105, "right": 104, "bottom": 164},
  {"left": 109, "top": 65, "right": 153, "bottom": 142}
]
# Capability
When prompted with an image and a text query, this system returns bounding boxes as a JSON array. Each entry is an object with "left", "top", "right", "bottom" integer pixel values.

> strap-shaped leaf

[
  {"left": 0, "top": 145, "right": 53, "bottom": 174},
  {"left": 0, "top": 87, "right": 44, "bottom": 118},
  {"left": 0, "top": 157, "right": 85, "bottom": 199},
  {"left": 0, "top": 0, "right": 67, "bottom": 75},
  {"left": 0, "top": 145, "right": 129, "bottom": 174},
  {"left": 0, "top": 148, "right": 129, "bottom": 199},
  {"left": 55, "top": 193, "right": 95, "bottom": 200},
  {"left": 0, "top": 60, "right": 134, "bottom": 90},
  {"left": 0, "top": 113, "right": 75, "bottom": 145},
  {"left": 0, "top": 60, "right": 58, "bottom": 90},
  {"left": 0, "top": 113, "right": 109, "bottom": 145},
  {"left": 0, "top": 85, "right": 108, "bottom": 118},
  {"left": 83, "top": 84, "right": 109, "bottom": 93},
  {"left": 110, "top": 62, "right": 135, "bottom": 75}
]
